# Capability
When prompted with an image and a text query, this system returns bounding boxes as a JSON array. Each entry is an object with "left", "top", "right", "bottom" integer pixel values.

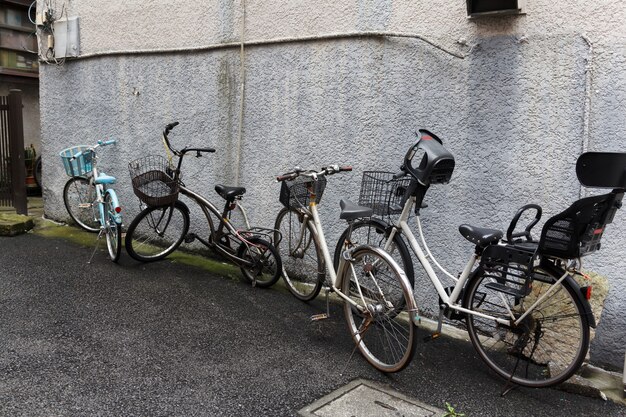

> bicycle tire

[
  {"left": 463, "top": 264, "right": 590, "bottom": 387},
  {"left": 34, "top": 156, "right": 42, "bottom": 188},
  {"left": 125, "top": 201, "right": 190, "bottom": 262},
  {"left": 274, "top": 207, "right": 325, "bottom": 301},
  {"left": 341, "top": 246, "right": 417, "bottom": 373},
  {"left": 63, "top": 177, "right": 99, "bottom": 232},
  {"left": 104, "top": 193, "right": 122, "bottom": 262},
  {"left": 334, "top": 218, "right": 414, "bottom": 287},
  {"left": 237, "top": 237, "right": 282, "bottom": 288}
]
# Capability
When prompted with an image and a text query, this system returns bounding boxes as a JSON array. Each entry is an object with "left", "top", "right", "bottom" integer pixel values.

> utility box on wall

[
  {"left": 467, "top": 0, "right": 526, "bottom": 17},
  {"left": 53, "top": 17, "right": 80, "bottom": 58}
]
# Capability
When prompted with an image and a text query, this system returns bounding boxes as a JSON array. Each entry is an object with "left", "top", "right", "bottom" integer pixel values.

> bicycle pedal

[
  {"left": 423, "top": 332, "right": 441, "bottom": 343},
  {"left": 184, "top": 233, "right": 197, "bottom": 243},
  {"left": 78, "top": 203, "right": 91, "bottom": 208},
  {"left": 310, "top": 313, "right": 329, "bottom": 321}
]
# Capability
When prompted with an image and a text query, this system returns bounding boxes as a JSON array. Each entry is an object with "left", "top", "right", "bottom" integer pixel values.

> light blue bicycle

[{"left": 60, "top": 140, "right": 122, "bottom": 262}]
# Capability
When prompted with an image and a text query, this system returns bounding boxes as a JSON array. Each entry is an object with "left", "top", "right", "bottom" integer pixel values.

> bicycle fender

[
  {"left": 540, "top": 263, "right": 597, "bottom": 328},
  {"left": 342, "top": 245, "right": 420, "bottom": 326},
  {"left": 175, "top": 200, "right": 190, "bottom": 215},
  {"left": 104, "top": 189, "right": 122, "bottom": 224}
]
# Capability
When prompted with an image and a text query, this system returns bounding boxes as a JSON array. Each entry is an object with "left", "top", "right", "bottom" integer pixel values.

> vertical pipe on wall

[{"left": 234, "top": 0, "right": 246, "bottom": 186}]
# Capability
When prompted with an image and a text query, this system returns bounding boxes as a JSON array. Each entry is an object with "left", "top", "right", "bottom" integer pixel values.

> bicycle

[
  {"left": 274, "top": 166, "right": 418, "bottom": 372},
  {"left": 60, "top": 140, "right": 122, "bottom": 262},
  {"left": 334, "top": 129, "right": 625, "bottom": 388},
  {"left": 124, "top": 122, "right": 281, "bottom": 288}
]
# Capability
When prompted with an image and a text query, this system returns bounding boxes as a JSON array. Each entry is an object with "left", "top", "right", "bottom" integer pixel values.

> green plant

[{"left": 443, "top": 402, "right": 465, "bottom": 417}]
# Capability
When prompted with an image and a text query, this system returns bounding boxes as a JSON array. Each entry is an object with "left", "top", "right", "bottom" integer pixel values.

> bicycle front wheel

[
  {"left": 63, "top": 177, "right": 99, "bottom": 232},
  {"left": 464, "top": 265, "right": 590, "bottom": 387},
  {"left": 274, "top": 207, "right": 325, "bottom": 301},
  {"left": 237, "top": 237, "right": 282, "bottom": 288},
  {"left": 104, "top": 193, "right": 122, "bottom": 262},
  {"left": 125, "top": 201, "right": 190, "bottom": 262},
  {"left": 341, "top": 247, "right": 417, "bottom": 373}
]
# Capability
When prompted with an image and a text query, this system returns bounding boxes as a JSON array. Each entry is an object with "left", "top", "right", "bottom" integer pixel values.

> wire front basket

[
  {"left": 129, "top": 155, "right": 179, "bottom": 207},
  {"left": 359, "top": 171, "right": 411, "bottom": 216},
  {"left": 279, "top": 176, "right": 327, "bottom": 209},
  {"left": 60, "top": 146, "right": 93, "bottom": 177}
]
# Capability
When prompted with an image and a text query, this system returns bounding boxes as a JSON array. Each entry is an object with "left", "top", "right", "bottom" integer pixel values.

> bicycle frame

[
  {"left": 177, "top": 184, "right": 260, "bottom": 268},
  {"left": 384, "top": 195, "right": 549, "bottom": 327},
  {"left": 90, "top": 162, "right": 121, "bottom": 227}
]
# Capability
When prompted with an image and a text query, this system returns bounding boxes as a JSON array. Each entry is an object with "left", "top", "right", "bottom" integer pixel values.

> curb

[{"left": 0, "top": 213, "right": 35, "bottom": 236}]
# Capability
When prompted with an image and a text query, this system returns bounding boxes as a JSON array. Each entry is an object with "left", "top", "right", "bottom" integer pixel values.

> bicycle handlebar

[
  {"left": 162, "top": 122, "right": 215, "bottom": 157},
  {"left": 70, "top": 139, "right": 116, "bottom": 161},
  {"left": 393, "top": 167, "right": 407, "bottom": 179},
  {"left": 276, "top": 165, "right": 352, "bottom": 182}
]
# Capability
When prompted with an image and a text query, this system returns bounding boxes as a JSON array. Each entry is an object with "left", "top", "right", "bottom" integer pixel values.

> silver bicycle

[
  {"left": 274, "top": 166, "right": 418, "bottom": 373},
  {"left": 335, "top": 130, "right": 625, "bottom": 388}
]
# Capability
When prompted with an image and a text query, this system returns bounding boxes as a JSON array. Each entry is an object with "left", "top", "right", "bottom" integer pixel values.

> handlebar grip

[
  {"left": 103, "top": 139, "right": 117, "bottom": 146},
  {"left": 393, "top": 170, "right": 407, "bottom": 179},
  {"left": 276, "top": 173, "right": 296, "bottom": 182},
  {"left": 71, "top": 150, "right": 83, "bottom": 161},
  {"left": 339, "top": 166, "right": 352, "bottom": 172}
]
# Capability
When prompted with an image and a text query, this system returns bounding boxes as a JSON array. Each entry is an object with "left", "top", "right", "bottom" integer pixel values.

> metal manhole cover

[{"left": 299, "top": 379, "right": 443, "bottom": 417}]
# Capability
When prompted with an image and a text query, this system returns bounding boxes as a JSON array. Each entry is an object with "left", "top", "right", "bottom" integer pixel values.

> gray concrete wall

[{"left": 39, "top": 0, "right": 626, "bottom": 369}]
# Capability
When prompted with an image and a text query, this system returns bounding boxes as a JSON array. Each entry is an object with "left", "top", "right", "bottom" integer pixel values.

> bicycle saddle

[
  {"left": 339, "top": 199, "right": 373, "bottom": 221},
  {"left": 459, "top": 224, "right": 503, "bottom": 247},
  {"left": 95, "top": 173, "right": 117, "bottom": 185},
  {"left": 215, "top": 184, "right": 246, "bottom": 201}
]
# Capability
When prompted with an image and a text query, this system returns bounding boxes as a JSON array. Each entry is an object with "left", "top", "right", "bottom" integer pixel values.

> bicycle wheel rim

[
  {"left": 465, "top": 267, "right": 589, "bottom": 387},
  {"left": 275, "top": 208, "right": 324, "bottom": 301},
  {"left": 103, "top": 194, "right": 121, "bottom": 262},
  {"left": 63, "top": 177, "right": 99, "bottom": 232},
  {"left": 125, "top": 203, "right": 188, "bottom": 261},
  {"left": 342, "top": 248, "right": 416, "bottom": 373}
]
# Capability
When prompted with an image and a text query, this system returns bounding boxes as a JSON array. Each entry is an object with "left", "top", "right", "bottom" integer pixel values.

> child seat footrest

[{"left": 484, "top": 282, "right": 528, "bottom": 298}]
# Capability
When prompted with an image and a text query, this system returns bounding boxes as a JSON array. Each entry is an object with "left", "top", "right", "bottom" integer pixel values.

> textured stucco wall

[{"left": 39, "top": 0, "right": 626, "bottom": 369}]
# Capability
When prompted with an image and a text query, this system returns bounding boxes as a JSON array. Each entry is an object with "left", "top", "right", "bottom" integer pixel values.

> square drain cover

[{"left": 299, "top": 379, "right": 442, "bottom": 417}]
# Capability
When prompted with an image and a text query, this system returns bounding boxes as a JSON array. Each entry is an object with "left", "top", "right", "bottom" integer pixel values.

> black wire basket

[
  {"left": 279, "top": 176, "right": 327, "bottom": 209},
  {"left": 129, "top": 155, "right": 179, "bottom": 206},
  {"left": 359, "top": 171, "right": 411, "bottom": 216}
]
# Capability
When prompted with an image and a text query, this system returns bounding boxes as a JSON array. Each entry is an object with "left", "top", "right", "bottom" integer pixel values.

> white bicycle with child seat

[
  {"left": 60, "top": 140, "right": 122, "bottom": 262},
  {"left": 334, "top": 130, "right": 625, "bottom": 388},
  {"left": 274, "top": 165, "right": 418, "bottom": 373}
]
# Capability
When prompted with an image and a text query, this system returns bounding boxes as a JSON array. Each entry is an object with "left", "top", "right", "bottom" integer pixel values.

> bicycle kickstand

[
  {"left": 424, "top": 307, "right": 444, "bottom": 342},
  {"left": 87, "top": 230, "right": 104, "bottom": 264},
  {"left": 310, "top": 288, "right": 331, "bottom": 321}
]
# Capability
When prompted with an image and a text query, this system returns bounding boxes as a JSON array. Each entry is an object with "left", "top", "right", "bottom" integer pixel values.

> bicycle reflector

[
  {"left": 115, "top": 207, "right": 122, "bottom": 213},
  {"left": 580, "top": 286, "right": 592, "bottom": 300}
]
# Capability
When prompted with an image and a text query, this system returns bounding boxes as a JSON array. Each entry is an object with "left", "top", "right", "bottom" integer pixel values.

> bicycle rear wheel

[
  {"left": 274, "top": 207, "right": 325, "bottom": 301},
  {"left": 104, "top": 193, "right": 121, "bottom": 262},
  {"left": 464, "top": 265, "right": 590, "bottom": 387},
  {"left": 341, "top": 247, "right": 417, "bottom": 373},
  {"left": 63, "top": 177, "right": 99, "bottom": 232},
  {"left": 237, "top": 237, "right": 282, "bottom": 288},
  {"left": 125, "top": 201, "right": 190, "bottom": 262}
]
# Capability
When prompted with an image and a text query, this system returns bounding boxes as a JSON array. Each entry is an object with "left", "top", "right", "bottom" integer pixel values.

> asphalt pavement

[{"left": 1, "top": 232, "right": 625, "bottom": 416}]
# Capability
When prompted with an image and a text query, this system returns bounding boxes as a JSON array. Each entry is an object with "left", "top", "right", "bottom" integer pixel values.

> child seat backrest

[
  {"left": 538, "top": 151, "right": 626, "bottom": 259},
  {"left": 538, "top": 191, "right": 623, "bottom": 258}
]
